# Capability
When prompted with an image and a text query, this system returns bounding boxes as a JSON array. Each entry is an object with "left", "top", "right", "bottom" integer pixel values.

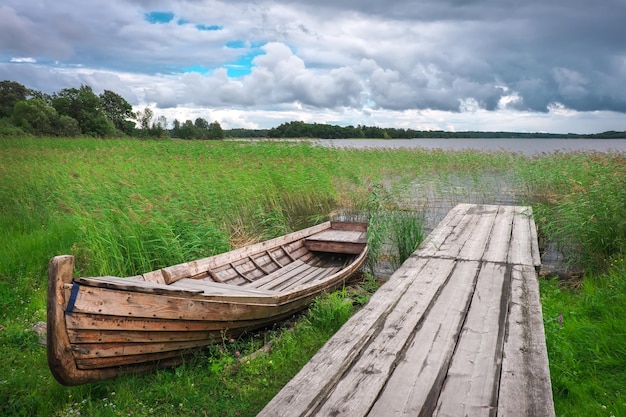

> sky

[{"left": 1, "top": 0, "right": 625, "bottom": 133}]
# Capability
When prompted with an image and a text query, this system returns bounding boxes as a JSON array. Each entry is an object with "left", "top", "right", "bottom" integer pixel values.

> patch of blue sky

[
  {"left": 225, "top": 51, "right": 263, "bottom": 77},
  {"left": 144, "top": 11, "right": 174, "bottom": 24},
  {"left": 226, "top": 40, "right": 266, "bottom": 49},
  {"left": 196, "top": 24, "right": 222, "bottom": 31},
  {"left": 170, "top": 65, "right": 210, "bottom": 74},
  {"left": 226, "top": 40, "right": 246, "bottom": 49}
]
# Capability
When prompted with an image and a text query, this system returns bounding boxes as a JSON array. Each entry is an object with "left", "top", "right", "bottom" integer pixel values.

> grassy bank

[{"left": 0, "top": 137, "right": 624, "bottom": 416}]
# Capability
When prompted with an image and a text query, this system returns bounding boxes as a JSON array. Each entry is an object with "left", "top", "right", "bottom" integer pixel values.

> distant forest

[
  {"left": 234, "top": 120, "right": 626, "bottom": 139},
  {"left": 1, "top": 80, "right": 624, "bottom": 139}
]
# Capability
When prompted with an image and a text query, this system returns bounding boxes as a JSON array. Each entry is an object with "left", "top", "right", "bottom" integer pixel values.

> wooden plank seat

[
  {"left": 305, "top": 230, "right": 367, "bottom": 254},
  {"left": 258, "top": 204, "right": 554, "bottom": 417}
]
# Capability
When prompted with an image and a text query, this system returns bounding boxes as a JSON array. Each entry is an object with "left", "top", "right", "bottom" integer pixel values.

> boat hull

[{"left": 47, "top": 221, "right": 368, "bottom": 385}]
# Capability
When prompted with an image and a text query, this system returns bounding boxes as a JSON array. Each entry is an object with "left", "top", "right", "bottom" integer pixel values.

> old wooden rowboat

[{"left": 47, "top": 221, "right": 368, "bottom": 385}]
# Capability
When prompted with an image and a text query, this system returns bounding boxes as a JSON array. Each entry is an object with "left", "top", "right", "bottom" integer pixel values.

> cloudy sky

[{"left": 1, "top": 0, "right": 625, "bottom": 133}]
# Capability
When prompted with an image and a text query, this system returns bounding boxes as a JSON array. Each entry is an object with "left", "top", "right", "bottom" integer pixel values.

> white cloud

[
  {"left": 10, "top": 57, "right": 36, "bottom": 63},
  {"left": 0, "top": 0, "right": 625, "bottom": 133}
]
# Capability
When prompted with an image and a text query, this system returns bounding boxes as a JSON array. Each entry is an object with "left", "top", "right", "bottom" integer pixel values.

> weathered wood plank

[
  {"left": 258, "top": 205, "right": 552, "bottom": 417},
  {"left": 316, "top": 259, "right": 463, "bottom": 416},
  {"left": 170, "top": 279, "right": 277, "bottom": 296},
  {"left": 508, "top": 207, "right": 535, "bottom": 266},
  {"left": 437, "top": 208, "right": 483, "bottom": 258},
  {"left": 66, "top": 312, "right": 284, "bottom": 332},
  {"left": 265, "top": 249, "right": 285, "bottom": 268},
  {"left": 416, "top": 203, "right": 471, "bottom": 257},
  {"left": 527, "top": 207, "right": 542, "bottom": 267},
  {"left": 304, "top": 238, "right": 366, "bottom": 254},
  {"left": 68, "top": 328, "right": 221, "bottom": 344},
  {"left": 161, "top": 263, "right": 192, "bottom": 284},
  {"left": 308, "top": 230, "right": 366, "bottom": 243},
  {"left": 482, "top": 205, "right": 515, "bottom": 263},
  {"left": 305, "top": 229, "right": 367, "bottom": 254},
  {"left": 257, "top": 256, "right": 434, "bottom": 417},
  {"left": 248, "top": 255, "right": 271, "bottom": 275},
  {"left": 186, "top": 222, "right": 330, "bottom": 274},
  {"left": 141, "top": 269, "right": 166, "bottom": 284},
  {"left": 271, "top": 266, "right": 335, "bottom": 291},
  {"left": 330, "top": 221, "right": 368, "bottom": 232},
  {"left": 75, "top": 350, "right": 185, "bottom": 370},
  {"left": 69, "top": 286, "right": 298, "bottom": 320},
  {"left": 433, "top": 262, "right": 511, "bottom": 417},
  {"left": 72, "top": 338, "right": 213, "bottom": 359},
  {"left": 364, "top": 260, "right": 480, "bottom": 417},
  {"left": 246, "top": 260, "right": 307, "bottom": 289},
  {"left": 457, "top": 205, "right": 499, "bottom": 261},
  {"left": 497, "top": 265, "right": 555, "bottom": 416},
  {"left": 283, "top": 266, "right": 343, "bottom": 291},
  {"left": 76, "top": 276, "right": 202, "bottom": 295},
  {"left": 260, "top": 264, "right": 323, "bottom": 291}
]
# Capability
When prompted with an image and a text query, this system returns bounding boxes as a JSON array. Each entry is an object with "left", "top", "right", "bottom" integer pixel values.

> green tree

[
  {"left": 152, "top": 115, "right": 169, "bottom": 138},
  {"left": 172, "top": 119, "right": 181, "bottom": 138},
  {"left": 179, "top": 119, "right": 196, "bottom": 139},
  {"left": 12, "top": 98, "right": 79, "bottom": 136},
  {"left": 0, "top": 80, "right": 29, "bottom": 118},
  {"left": 100, "top": 90, "right": 135, "bottom": 134},
  {"left": 135, "top": 107, "right": 153, "bottom": 131},
  {"left": 52, "top": 85, "right": 114, "bottom": 136},
  {"left": 29, "top": 89, "right": 52, "bottom": 104},
  {"left": 53, "top": 115, "right": 81, "bottom": 136},
  {"left": 194, "top": 117, "right": 209, "bottom": 130},
  {"left": 193, "top": 117, "right": 210, "bottom": 139},
  {"left": 208, "top": 121, "right": 224, "bottom": 139}
]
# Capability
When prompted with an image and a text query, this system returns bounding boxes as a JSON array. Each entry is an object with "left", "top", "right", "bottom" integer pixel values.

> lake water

[
  {"left": 318, "top": 138, "right": 626, "bottom": 156},
  {"left": 320, "top": 137, "right": 625, "bottom": 274},
  {"left": 308, "top": 136, "right": 624, "bottom": 274}
]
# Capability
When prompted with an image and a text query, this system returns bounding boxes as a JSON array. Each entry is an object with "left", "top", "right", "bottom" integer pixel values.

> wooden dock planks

[{"left": 258, "top": 204, "right": 554, "bottom": 417}]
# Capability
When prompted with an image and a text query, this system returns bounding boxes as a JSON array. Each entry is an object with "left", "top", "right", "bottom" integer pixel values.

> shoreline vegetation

[
  {"left": 1, "top": 137, "right": 624, "bottom": 416},
  {"left": 2, "top": 80, "right": 626, "bottom": 140}
]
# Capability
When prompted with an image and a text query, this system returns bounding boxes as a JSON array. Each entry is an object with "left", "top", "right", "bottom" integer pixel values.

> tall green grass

[
  {"left": 519, "top": 153, "right": 626, "bottom": 273},
  {"left": 0, "top": 137, "right": 624, "bottom": 416},
  {"left": 540, "top": 259, "right": 626, "bottom": 417}
]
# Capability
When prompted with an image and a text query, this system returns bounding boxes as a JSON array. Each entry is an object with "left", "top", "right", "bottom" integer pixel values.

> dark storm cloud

[{"left": 1, "top": 0, "right": 625, "bottom": 125}]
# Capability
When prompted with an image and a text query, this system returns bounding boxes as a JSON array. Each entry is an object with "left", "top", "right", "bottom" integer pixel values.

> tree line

[
  {"left": 1, "top": 80, "right": 623, "bottom": 140},
  {"left": 0, "top": 80, "right": 223, "bottom": 139},
  {"left": 265, "top": 121, "right": 626, "bottom": 139}
]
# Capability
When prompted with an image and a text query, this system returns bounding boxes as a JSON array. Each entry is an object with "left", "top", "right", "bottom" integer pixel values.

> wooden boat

[{"left": 47, "top": 221, "right": 368, "bottom": 385}]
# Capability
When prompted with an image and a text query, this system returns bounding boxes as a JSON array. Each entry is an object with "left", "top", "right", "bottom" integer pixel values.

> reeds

[
  {"left": 1, "top": 137, "right": 624, "bottom": 417},
  {"left": 519, "top": 152, "right": 626, "bottom": 272}
]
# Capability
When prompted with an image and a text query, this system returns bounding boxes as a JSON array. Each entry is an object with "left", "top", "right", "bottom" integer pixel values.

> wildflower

[{"left": 235, "top": 351, "right": 241, "bottom": 356}]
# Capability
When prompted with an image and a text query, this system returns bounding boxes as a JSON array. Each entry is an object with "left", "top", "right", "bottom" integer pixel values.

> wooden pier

[{"left": 258, "top": 204, "right": 555, "bottom": 417}]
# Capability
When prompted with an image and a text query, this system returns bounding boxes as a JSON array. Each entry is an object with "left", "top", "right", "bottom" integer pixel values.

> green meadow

[{"left": 1, "top": 137, "right": 624, "bottom": 416}]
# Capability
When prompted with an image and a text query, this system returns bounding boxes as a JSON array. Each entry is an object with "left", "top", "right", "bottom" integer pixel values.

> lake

[
  {"left": 318, "top": 138, "right": 626, "bottom": 155},
  {"left": 320, "top": 137, "right": 626, "bottom": 273}
]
